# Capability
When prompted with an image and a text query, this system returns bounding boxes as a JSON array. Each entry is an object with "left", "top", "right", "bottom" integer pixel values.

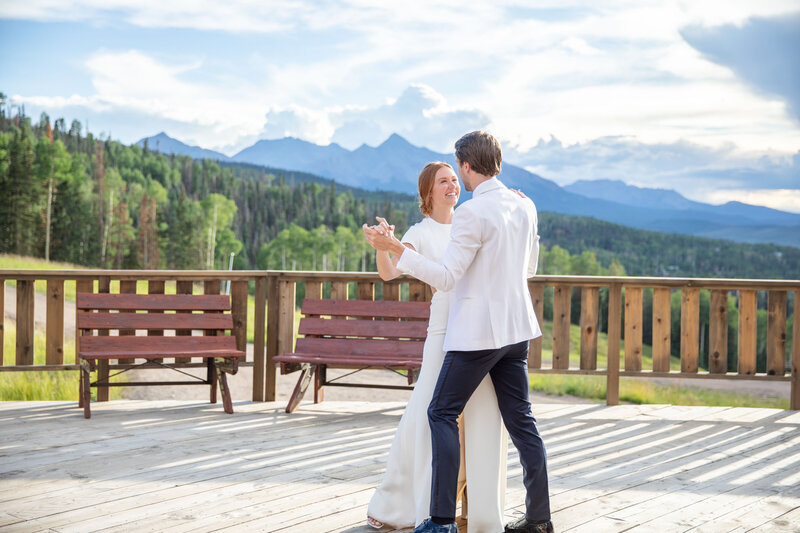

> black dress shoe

[{"left": 505, "top": 517, "right": 554, "bottom": 533}]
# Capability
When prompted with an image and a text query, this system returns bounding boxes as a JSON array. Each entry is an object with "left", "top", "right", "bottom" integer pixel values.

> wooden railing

[
  {"left": 0, "top": 270, "right": 266, "bottom": 401},
  {"left": 2, "top": 270, "right": 799, "bottom": 409}
]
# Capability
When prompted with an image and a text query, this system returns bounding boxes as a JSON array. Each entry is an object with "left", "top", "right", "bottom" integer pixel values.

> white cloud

[
  {"left": 507, "top": 135, "right": 800, "bottom": 211},
  {"left": 257, "top": 85, "right": 489, "bottom": 152},
  {"left": 5, "top": 0, "right": 800, "bottom": 209},
  {"left": 701, "top": 189, "right": 800, "bottom": 213}
]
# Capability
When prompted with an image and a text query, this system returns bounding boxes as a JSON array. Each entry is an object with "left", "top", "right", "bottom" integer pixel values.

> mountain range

[{"left": 138, "top": 132, "right": 800, "bottom": 248}]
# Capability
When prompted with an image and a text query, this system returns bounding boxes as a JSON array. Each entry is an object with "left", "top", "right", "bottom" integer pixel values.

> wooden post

[
  {"left": 45, "top": 280, "right": 65, "bottom": 365},
  {"left": 231, "top": 281, "right": 249, "bottom": 353},
  {"left": 738, "top": 290, "right": 757, "bottom": 375},
  {"left": 357, "top": 281, "right": 375, "bottom": 301},
  {"left": 117, "top": 280, "right": 137, "bottom": 365},
  {"left": 767, "top": 291, "right": 787, "bottom": 376},
  {"left": 75, "top": 280, "right": 94, "bottom": 366},
  {"left": 97, "top": 276, "right": 111, "bottom": 401},
  {"left": 552, "top": 285, "right": 570, "bottom": 369},
  {"left": 252, "top": 276, "right": 267, "bottom": 402},
  {"left": 579, "top": 287, "right": 598, "bottom": 370},
  {"left": 175, "top": 280, "right": 194, "bottom": 364},
  {"left": 792, "top": 290, "right": 799, "bottom": 410},
  {"left": 652, "top": 288, "right": 671, "bottom": 372},
  {"left": 709, "top": 290, "right": 728, "bottom": 374},
  {"left": 0, "top": 280, "right": 4, "bottom": 365},
  {"left": 149, "top": 280, "right": 166, "bottom": 364},
  {"left": 529, "top": 281, "right": 544, "bottom": 370},
  {"left": 681, "top": 287, "right": 700, "bottom": 373},
  {"left": 606, "top": 284, "right": 622, "bottom": 406},
  {"left": 383, "top": 282, "right": 400, "bottom": 301},
  {"left": 278, "top": 280, "right": 297, "bottom": 362},
  {"left": 409, "top": 281, "right": 426, "bottom": 302},
  {"left": 331, "top": 281, "right": 348, "bottom": 300},
  {"left": 16, "top": 280, "right": 35, "bottom": 366},
  {"left": 265, "top": 275, "right": 280, "bottom": 402},
  {"left": 305, "top": 281, "right": 323, "bottom": 300},
  {"left": 624, "top": 287, "right": 643, "bottom": 372}
]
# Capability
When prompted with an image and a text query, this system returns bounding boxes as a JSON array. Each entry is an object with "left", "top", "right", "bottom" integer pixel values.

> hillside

[{"left": 138, "top": 132, "right": 800, "bottom": 248}]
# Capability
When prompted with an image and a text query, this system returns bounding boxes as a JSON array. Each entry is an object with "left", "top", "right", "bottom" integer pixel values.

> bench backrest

[
  {"left": 77, "top": 293, "right": 234, "bottom": 333},
  {"left": 295, "top": 299, "right": 430, "bottom": 361}
]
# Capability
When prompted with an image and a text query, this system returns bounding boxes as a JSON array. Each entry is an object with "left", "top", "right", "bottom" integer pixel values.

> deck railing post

[
  {"left": 16, "top": 279, "right": 35, "bottom": 366},
  {"left": 265, "top": 274, "right": 280, "bottom": 402},
  {"left": 528, "top": 281, "right": 544, "bottom": 370},
  {"left": 552, "top": 285, "right": 571, "bottom": 370},
  {"left": 792, "top": 289, "right": 799, "bottom": 410},
  {"left": 0, "top": 280, "right": 4, "bottom": 365},
  {"left": 681, "top": 287, "right": 700, "bottom": 373},
  {"left": 580, "top": 286, "right": 599, "bottom": 371},
  {"left": 230, "top": 280, "right": 249, "bottom": 353},
  {"left": 97, "top": 276, "right": 111, "bottom": 401},
  {"left": 767, "top": 290, "right": 787, "bottom": 376},
  {"left": 606, "top": 283, "right": 621, "bottom": 406},
  {"left": 253, "top": 276, "right": 267, "bottom": 402},
  {"left": 45, "top": 280, "right": 65, "bottom": 365}
]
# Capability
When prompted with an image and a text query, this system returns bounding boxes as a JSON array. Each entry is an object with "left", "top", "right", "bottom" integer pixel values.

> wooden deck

[{"left": 1, "top": 400, "right": 799, "bottom": 533}]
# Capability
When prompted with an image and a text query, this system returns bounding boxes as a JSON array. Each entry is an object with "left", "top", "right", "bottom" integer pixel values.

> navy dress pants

[{"left": 427, "top": 340, "right": 551, "bottom": 521}]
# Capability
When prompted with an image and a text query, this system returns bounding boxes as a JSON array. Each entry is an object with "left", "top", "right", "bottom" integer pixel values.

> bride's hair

[{"left": 418, "top": 161, "right": 453, "bottom": 216}]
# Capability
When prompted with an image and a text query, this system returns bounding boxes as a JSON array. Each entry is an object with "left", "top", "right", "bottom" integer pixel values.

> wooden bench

[
  {"left": 76, "top": 293, "right": 247, "bottom": 418},
  {"left": 275, "top": 298, "right": 431, "bottom": 413}
]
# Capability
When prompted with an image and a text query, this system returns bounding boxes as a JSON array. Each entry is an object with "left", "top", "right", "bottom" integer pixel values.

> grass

[
  {"left": 529, "top": 374, "right": 789, "bottom": 409},
  {"left": 0, "top": 321, "right": 123, "bottom": 401},
  {"left": 531, "top": 322, "right": 789, "bottom": 409}
]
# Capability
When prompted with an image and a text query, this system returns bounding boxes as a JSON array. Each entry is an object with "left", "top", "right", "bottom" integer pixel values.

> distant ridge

[
  {"left": 135, "top": 132, "right": 800, "bottom": 248},
  {"left": 136, "top": 132, "right": 229, "bottom": 161}
]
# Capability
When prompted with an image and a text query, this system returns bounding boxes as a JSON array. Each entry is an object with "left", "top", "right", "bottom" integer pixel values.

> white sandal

[{"left": 367, "top": 516, "right": 384, "bottom": 529}]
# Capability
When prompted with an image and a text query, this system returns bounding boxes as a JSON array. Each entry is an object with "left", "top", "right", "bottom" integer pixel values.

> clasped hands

[{"left": 362, "top": 217, "right": 402, "bottom": 253}]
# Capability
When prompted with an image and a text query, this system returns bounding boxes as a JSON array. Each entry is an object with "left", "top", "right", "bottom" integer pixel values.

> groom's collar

[{"left": 472, "top": 177, "right": 505, "bottom": 197}]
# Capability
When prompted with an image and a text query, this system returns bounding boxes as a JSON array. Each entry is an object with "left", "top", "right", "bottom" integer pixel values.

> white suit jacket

[{"left": 396, "top": 178, "right": 542, "bottom": 352}]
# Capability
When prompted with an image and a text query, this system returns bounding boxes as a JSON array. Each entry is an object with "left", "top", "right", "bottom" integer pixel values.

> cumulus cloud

[
  {"left": 681, "top": 12, "right": 800, "bottom": 121},
  {"left": 505, "top": 136, "right": 800, "bottom": 209},
  {"left": 12, "top": 49, "right": 269, "bottom": 150},
  {"left": 258, "top": 85, "right": 490, "bottom": 152}
]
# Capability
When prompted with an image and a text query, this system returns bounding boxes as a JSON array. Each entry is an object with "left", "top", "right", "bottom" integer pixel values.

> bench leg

[
  {"left": 314, "top": 365, "right": 326, "bottom": 404},
  {"left": 285, "top": 364, "right": 314, "bottom": 414},
  {"left": 218, "top": 370, "right": 234, "bottom": 414},
  {"left": 80, "top": 359, "right": 92, "bottom": 419},
  {"left": 78, "top": 366, "right": 84, "bottom": 409},
  {"left": 208, "top": 358, "right": 218, "bottom": 405}
]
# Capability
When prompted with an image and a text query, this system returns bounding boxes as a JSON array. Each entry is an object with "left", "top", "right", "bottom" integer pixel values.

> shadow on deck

[{"left": 1, "top": 400, "right": 799, "bottom": 532}]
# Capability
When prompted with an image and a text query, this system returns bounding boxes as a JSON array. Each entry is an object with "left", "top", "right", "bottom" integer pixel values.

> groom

[{"left": 364, "top": 131, "right": 553, "bottom": 533}]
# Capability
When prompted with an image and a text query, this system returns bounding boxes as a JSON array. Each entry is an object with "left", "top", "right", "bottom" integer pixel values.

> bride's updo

[{"left": 418, "top": 161, "right": 453, "bottom": 216}]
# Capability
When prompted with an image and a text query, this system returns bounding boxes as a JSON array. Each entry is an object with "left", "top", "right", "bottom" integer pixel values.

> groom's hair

[{"left": 455, "top": 131, "right": 502, "bottom": 177}]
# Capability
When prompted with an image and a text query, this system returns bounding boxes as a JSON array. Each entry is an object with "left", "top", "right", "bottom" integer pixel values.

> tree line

[{"left": 0, "top": 102, "right": 412, "bottom": 271}]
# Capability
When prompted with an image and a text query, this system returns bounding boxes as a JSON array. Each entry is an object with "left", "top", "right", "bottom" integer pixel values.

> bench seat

[{"left": 278, "top": 298, "right": 430, "bottom": 413}]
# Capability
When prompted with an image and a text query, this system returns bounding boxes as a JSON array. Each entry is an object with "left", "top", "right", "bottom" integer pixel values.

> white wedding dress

[{"left": 368, "top": 216, "right": 507, "bottom": 533}]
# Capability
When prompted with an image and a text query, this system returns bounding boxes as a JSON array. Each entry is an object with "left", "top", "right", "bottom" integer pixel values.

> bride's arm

[
  {"left": 376, "top": 244, "right": 416, "bottom": 281},
  {"left": 364, "top": 222, "right": 416, "bottom": 281}
]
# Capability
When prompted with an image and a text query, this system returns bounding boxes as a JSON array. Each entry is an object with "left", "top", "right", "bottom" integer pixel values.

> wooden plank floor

[{"left": 0, "top": 400, "right": 798, "bottom": 533}]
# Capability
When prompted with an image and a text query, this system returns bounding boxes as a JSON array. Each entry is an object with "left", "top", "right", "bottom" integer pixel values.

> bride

[{"left": 364, "top": 162, "right": 507, "bottom": 533}]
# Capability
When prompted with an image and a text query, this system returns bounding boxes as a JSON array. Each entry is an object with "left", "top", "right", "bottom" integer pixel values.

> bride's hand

[
  {"left": 375, "top": 216, "right": 395, "bottom": 236},
  {"left": 511, "top": 188, "right": 527, "bottom": 199}
]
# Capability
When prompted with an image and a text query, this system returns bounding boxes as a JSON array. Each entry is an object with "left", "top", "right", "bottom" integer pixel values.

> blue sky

[{"left": 1, "top": 1, "right": 799, "bottom": 212}]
